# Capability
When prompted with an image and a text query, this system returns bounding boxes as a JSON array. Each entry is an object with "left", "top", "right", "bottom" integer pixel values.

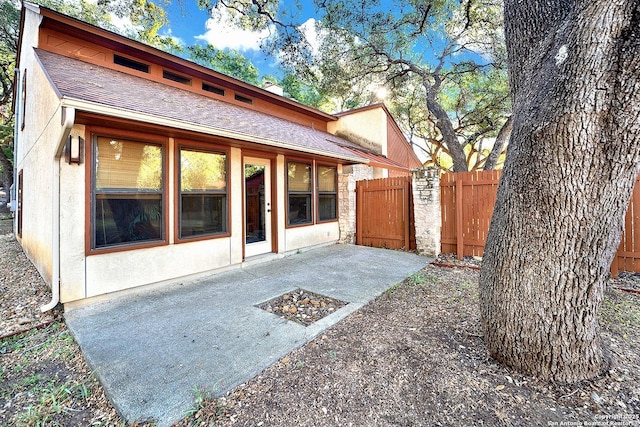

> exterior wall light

[{"left": 65, "top": 135, "right": 84, "bottom": 164}]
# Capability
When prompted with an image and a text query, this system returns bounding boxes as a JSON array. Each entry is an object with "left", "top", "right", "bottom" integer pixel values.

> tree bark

[
  {"left": 483, "top": 116, "right": 511, "bottom": 171},
  {"left": 479, "top": 0, "right": 640, "bottom": 383},
  {"left": 425, "top": 84, "right": 469, "bottom": 172}
]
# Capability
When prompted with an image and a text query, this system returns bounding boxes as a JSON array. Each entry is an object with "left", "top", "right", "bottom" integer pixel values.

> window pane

[
  {"left": 181, "top": 194, "right": 227, "bottom": 237},
  {"left": 319, "top": 194, "right": 337, "bottom": 221},
  {"left": 181, "top": 150, "right": 226, "bottom": 191},
  {"left": 94, "top": 194, "right": 162, "bottom": 247},
  {"left": 288, "top": 162, "right": 311, "bottom": 192},
  {"left": 318, "top": 166, "right": 336, "bottom": 192},
  {"left": 96, "top": 137, "right": 162, "bottom": 190},
  {"left": 288, "top": 194, "right": 312, "bottom": 224}
]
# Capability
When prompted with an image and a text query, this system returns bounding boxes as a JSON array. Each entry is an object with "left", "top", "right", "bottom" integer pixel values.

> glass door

[{"left": 244, "top": 157, "right": 272, "bottom": 257}]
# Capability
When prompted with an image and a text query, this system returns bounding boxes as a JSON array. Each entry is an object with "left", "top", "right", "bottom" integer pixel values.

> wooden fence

[
  {"left": 611, "top": 178, "right": 640, "bottom": 276},
  {"left": 356, "top": 176, "right": 416, "bottom": 250},
  {"left": 440, "top": 170, "right": 501, "bottom": 258},
  {"left": 440, "top": 171, "right": 640, "bottom": 276}
]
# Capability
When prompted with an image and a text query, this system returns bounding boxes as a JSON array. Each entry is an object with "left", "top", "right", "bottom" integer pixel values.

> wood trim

[
  {"left": 241, "top": 154, "right": 277, "bottom": 258},
  {"left": 315, "top": 162, "right": 339, "bottom": 224},
  {"left": 173, "top": 140, "right": 232, "bottom": 244},
  {"left": 17, "top": 170, "right": 23, "bottom": 238},
  {"left": 285, "top": 157, "right": 314, "bottom": 229},
  {"left": 270, "top": 157, "right": 278, "bottom": 254},
  {"left": 37, "top": 24, "right": 334, "bottom": 130},
  {"left": 85, "top": 127, "right": 170, "bottom": 256}
]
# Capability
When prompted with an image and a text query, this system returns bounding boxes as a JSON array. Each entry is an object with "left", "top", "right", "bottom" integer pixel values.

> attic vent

[
  {"left": 163, "top": 70, "right": 192, "bottom": 85},
  {"left": 202, "top": 83, "right": 225, "bottom": 96},
  {"left": 113, "top": 54, "right": 149, "bottom": 73},
  {"left": 234, "top": 94, "right": 253, "bottom": 104}
]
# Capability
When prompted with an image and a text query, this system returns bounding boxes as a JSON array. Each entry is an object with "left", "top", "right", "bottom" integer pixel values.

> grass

[
  {"left": 183, "top": 385, "right": 228, "bottom": 425},
  {"left": 384, "top": 271, "right": 438, "bottom": 296},
  {"left": 599, "top": 292, "right": 640, "bottom": 335},
  {"left": 0, "top": 322, "right": 108, "bottom": 427}
]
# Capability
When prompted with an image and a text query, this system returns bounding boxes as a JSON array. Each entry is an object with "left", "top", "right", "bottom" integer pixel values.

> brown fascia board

[
  {"left": 334, "top": 102, "right": 388, "bottom": 117},
  {"left": 34, "top": 4, "right": 338, "bottom": 123}
]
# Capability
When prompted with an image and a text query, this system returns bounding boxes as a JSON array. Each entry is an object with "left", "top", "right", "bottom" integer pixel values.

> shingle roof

[{"left": 34, "top": 48, "right": 367, "bottom": 162}]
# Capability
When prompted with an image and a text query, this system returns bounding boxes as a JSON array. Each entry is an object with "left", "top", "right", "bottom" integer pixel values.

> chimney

[{"left": 263, "top": 81, "right": 284, "bottom": 96}]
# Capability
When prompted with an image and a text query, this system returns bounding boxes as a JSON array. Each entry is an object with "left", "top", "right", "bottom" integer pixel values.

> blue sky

[{"left": 160, "top": 1, "right": 319, "bottom": 77}]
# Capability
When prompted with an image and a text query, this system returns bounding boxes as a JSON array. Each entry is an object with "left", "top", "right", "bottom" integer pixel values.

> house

[{"left": 12, "top": 3, "right": 423, "bottom": 309}]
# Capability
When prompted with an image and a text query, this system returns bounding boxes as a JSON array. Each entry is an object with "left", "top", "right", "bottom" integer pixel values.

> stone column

[
  {"left": 338, "top": 164, "right": 374, "bottom": 244},
  {"left": 412, "top": 167, "right": 441, "bottom": 257}
]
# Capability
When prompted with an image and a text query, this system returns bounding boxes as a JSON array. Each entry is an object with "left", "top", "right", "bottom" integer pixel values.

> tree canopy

[{"left": 199, "top": 0, "right": 512, "bottom": 171}]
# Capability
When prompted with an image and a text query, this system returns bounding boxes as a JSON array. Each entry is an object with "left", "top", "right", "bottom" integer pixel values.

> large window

[
  {"left": 287, "top": 161, "right": 312, "bottom": 225},
  {"left": 317, "top": 165, "right": 337, "bottom": 221},
  {"left": 179, "top": 148, "right": 228, "bottom": 239},
  {"left": 93, "top": 137, "right": 164, "bottom": 249}
]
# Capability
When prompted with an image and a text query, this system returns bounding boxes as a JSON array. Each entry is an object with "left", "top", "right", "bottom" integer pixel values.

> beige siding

[
  {"left": 328, "top": 108, "right": 387, "bottom": 155},
  {"left": 16, "top": 6, "right": 65, "bottom": 287}
]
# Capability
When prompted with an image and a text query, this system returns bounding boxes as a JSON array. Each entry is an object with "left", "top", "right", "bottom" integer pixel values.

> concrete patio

[{"left": 65, "top": 244, "right": 429, "bottom": 426}]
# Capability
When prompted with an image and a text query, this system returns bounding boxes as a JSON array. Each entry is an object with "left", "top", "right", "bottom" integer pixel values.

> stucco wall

[
  {"left": 16, "top": 7, "right": 65, "bottom": 286},
  {"left": 84, "top": 238, "right": 234, "bottom": 297},
  {"left": 328, "top": 108, "right": 387, "bottom": 155},
  {"left": 59, "top": 126, "right": 87, "bottom": 302},
  {"left": 284, "top": 222, "right": 340, "bottom": 252}
]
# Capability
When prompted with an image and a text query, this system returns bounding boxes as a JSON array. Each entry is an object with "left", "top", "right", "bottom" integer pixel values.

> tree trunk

[
  {"left": 483, "top": 116, "right": 511, "bottom": 171},
  {"left": 425, "top": 92, "right": 468, "bottom": 172},
  {"left": 479, "top": 0, "right": 640, "bottom": 383}
]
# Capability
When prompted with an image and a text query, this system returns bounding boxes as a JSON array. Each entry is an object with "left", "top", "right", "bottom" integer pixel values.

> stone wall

[
  {"left": 412, "top": 167, "right": 441, "bottom": 257},
  {"left": 338, "top": 164, "right": 374, "bottom": 244}
]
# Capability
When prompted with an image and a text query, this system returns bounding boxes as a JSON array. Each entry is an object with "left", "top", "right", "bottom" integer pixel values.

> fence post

[
  {"left": 456, "top": 175, "right": 464, "bottom": 260},
  {"left": 403, "top": 178, "right": 410, "bottom": 250},
  {"left": 355, "top": 181, "right": 363, "bottom": 246},
  {"left": 411, "top": 167, "right": 441, "bottom": 256}
]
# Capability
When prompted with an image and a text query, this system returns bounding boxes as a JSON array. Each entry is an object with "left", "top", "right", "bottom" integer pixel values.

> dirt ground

[{"left": 1, "top": 211, "right": 639, "bottom": 426}]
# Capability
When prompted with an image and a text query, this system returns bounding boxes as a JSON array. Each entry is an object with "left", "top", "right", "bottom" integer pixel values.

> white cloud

[
  {"left": 195, "top": 8, "right": 272, "bottom": 51},
  {"left": 299, "top": 18, "right": 321, "bottom": 55},
  {"left": 108, "top": 12, "right": 135, "bottom": 34}
]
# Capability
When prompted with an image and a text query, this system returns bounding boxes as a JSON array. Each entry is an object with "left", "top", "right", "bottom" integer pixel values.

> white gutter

[
  {"left": 60, "top": 98, "right": 369, "bottom": 165},
  {"left": 41, "top": 106, "right": 75, "bottom": 312},
  {"left": 9, "top": 69, "right": 20, "bottom": 214}
]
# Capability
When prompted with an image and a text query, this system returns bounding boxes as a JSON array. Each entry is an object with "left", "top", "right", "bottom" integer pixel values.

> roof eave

[
  {"left": 62, "top": 97, "right": 368, "bottom": 164},
  {"left": 34, "top": 5, "right": 338, "bottom": 123}
]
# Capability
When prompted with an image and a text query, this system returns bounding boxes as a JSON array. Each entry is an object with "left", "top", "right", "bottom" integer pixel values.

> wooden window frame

[
  {"left": 175, "top": 141, "right": 231, "bottom": 243},
  {"left": 20, "top": 70, "right": 27, "bottom": 131},
  {"left": 286, "top": 159, "right": 314, "bottom": 228},
  {"left": 87, "top": 129, "right": 169, "bottom": 255},
  {"left": 316, "top": 164, "right": 338, "bottom": 223},
  {"left": 17, "top": 170, "right": 23, "bottom": 237}
]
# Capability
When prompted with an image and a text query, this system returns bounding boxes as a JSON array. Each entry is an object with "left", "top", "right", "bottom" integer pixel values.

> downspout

[
  {"left": 9, "top": 69, "right": 20, "bottom": 215},
  {"left": 41, "top": 105, "right": 75, "bottom": 312}
]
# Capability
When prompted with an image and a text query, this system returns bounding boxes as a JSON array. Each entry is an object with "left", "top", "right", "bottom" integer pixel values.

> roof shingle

[{"left": 35, "top": 48, "right": 366, "bottom": 162}]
